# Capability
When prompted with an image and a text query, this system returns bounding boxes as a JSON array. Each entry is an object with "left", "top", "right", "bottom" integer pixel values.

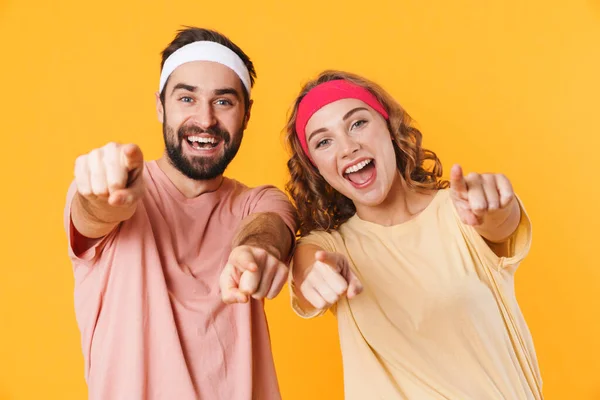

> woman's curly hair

[{"left": 284, "top": 70, "right": 448, "bottom": 237}]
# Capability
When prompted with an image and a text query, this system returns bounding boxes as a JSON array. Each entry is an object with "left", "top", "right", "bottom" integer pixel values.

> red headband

[{"left": 295, "top": 79, "right": 389, "bottom": 160}]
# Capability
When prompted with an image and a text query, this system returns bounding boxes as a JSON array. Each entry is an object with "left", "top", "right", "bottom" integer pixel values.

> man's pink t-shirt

[{"left": 63, "top": 161, "right": 297, "bottom": 400}]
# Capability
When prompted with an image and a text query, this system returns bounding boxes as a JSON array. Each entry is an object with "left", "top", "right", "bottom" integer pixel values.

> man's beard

[{"left": 163, "top": 120, "right": 243, "bottom": 181}]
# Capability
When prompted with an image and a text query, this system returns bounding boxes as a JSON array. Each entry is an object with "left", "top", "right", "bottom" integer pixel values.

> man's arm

[
  {"left": 231, "top": 211, "right": 293, "bottom": 261},
  {"left": 220, "top": 210, "right": 296, "bottom": 304}
]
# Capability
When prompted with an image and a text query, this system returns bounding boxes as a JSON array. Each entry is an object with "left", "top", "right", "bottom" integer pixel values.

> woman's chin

[{"left": 349, "top": 189, "right": 389, "bottom": 209}]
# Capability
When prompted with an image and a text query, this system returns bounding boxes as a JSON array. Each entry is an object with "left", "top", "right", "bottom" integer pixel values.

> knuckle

[
  {"left": 241, "top": 246, "right": 254, "bottom": 256},
  {"left": 78, "top": 187, "right": 92, "bottom": 197},
  {"left": 340, "top": 279, "right": 349, "bottom": 291},
  {"left": 89, "top": 148, "right": 101, "bottom": 159},
  {"left": 74, "top": 155, "right": 87, "bottom": 168},
  {"left": 91, "top": 182, "right": 108, "bottom": 195},
  {"left": 327, "top": 294, "right": 340, "bottom": 304},
  {"left": 472, "top": 203, "right": 486, "bottom": 211},
  {"left": 502, "top": 193, "right": 515, "bottom": 206},
  {"left": 313, "top": 262, "right": 325, "bottom": 273},
  {"left": 334, "top": 279, "right": 349, "bottom": 295},
  {"left": 93, "top": 190, "right": 109, "bottom": 198},
  {"left": 107, "top": 181, "right": 120, "bottom": 191},
  {"left": 104, "top": 142, "right": 119, "bottom": 151},
  {"left": 107, "top": 175, "right": 124, "bottom": 189},
  {"left": 277, "top": 266, "right": 289, "bottom": 277},
  {"left": 299, "top": 281, "right": 311, "bottom": 294},
  {"left": 228, "top": 248, "right": 242, "bottom": 260},
  {"left": 304, "top": 273, "right": 317, "bottom": 287},
  {"left": 312, "top": 298, "right": 326, "bottom": 309},
  {"left": 318, "top": 296, "right": 330, "bottom": 308}
]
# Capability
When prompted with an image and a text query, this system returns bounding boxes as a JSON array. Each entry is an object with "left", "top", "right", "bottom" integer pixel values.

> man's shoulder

[
  {"left": 222, "top": 177, "right": 285, "bottom": 199},
  {"left": 221, "top": 177, "right": 293, "bottom": 218}
]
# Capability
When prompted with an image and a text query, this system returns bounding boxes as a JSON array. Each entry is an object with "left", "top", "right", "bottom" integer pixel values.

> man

[{"left": 64, "top": 27, "right": 297, "bottom": 400}]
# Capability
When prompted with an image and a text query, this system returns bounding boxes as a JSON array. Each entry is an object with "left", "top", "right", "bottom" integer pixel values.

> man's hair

[{"left": 159, "top": 27, "right": 256, "bottom": 110}]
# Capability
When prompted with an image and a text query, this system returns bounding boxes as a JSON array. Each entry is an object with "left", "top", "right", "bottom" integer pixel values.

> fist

[
  {"left": 74, "top": 142, "right": 145, "bottom": 207},
  {"left": 449, "top": 164, "right": 515, "bottom": 226},
  {"left": 220, "top": 245, "right": 289, "bottom": 304},
  {"left": 299, "top": 251, "right": 363, "bottom": 310}
]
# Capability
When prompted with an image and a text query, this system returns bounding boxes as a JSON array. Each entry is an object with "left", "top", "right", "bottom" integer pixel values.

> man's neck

[{"left": 157, "top": 156, "right": 224, "bottom": 198}]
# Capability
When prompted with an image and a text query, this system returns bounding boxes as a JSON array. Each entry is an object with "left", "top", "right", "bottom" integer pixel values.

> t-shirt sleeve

[
  {"left": 452, "top": 193, "right": 532, "bottom": 271},
  {"left": 289, "top": 230, "right": 338, "bottom": 319},
  {"left": 64, "top": 180, "right": 118, "bottom": 268},
  {"left": 247, "top": 185, "right": 298, "bottom": 236}
]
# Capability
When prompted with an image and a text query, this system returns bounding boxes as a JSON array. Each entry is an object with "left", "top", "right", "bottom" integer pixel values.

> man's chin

[{"left": 178, "top": 165, "right": 225, "bottom": 181}]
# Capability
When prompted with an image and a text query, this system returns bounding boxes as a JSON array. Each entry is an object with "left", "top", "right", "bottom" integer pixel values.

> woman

[{"left": 284, "top": 71, "right": 543, "bottom": 399}]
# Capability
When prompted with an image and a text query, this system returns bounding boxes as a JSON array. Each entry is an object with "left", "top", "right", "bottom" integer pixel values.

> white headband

[{"left": 159, "top": 41, "right": 251, "bottom": 95}]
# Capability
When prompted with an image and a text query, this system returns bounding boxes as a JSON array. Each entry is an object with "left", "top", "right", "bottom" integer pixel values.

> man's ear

[
  {"left": 243, "top": 99, "right": 253, "bottom": 130},
  {"left": 155, "top": 92, "right": 164, "bottom": 123}
]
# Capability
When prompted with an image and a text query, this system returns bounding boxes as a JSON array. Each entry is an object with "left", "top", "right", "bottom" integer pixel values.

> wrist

[
  {"left": 77, "top": 192, "right": 135, "bottom": 225},
  {"left": 241, "top": 241, "right": 282, "bottom": 260}
]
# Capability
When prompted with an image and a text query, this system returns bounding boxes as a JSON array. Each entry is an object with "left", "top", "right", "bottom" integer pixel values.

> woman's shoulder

[{"left": 298, "top": 228, "right": 346, "bottom": 253}]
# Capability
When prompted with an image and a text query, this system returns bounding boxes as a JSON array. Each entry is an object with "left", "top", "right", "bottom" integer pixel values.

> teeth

[
  {"left": 344, "top": 159, "right": 372, "bottom": 174},
  {"left": 187, "top": 136, "right": 217, "bottom": 144}
]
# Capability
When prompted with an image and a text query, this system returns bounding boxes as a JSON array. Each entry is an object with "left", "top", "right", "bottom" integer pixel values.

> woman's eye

[
  {"left": 351, "top": 119, "right": 367, "bottom": 130},
  {"left": 316, "top": 138, "right": 331, "bottom": 148}
]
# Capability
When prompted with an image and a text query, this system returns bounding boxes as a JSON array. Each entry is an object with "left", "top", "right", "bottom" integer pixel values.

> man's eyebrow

[
  {"left": 214, "top": 87, "right": 241, "bottom": 99},
  {"left": 171, "top": 83, "right": 197, "bottom": 94}
]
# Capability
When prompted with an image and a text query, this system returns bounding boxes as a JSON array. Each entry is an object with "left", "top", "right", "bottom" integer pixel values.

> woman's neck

[{"left": 355, "top": 173, "right": 437, "bottom": 226}]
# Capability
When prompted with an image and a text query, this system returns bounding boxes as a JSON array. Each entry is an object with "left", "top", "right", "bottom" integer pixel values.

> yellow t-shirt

[{"left": 291, "top": 189, "right": 543, "bottom": 399}]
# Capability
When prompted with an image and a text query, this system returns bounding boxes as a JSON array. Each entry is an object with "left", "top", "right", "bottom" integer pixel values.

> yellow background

[{"left": 1, "top": 0, "right": 599, "bottom": 399}]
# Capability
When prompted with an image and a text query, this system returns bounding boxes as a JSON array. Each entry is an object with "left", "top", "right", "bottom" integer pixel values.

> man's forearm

[{"left": 232, "top": 212, "right": 293, "bottom": 261}]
